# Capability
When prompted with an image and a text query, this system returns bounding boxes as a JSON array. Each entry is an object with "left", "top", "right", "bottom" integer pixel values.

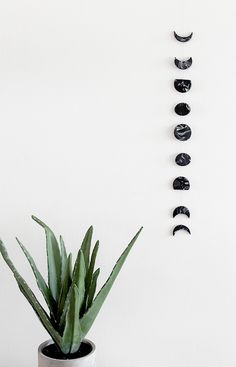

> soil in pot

[{"left": 42, "top": 342, "right": 93, "bottom": 360}]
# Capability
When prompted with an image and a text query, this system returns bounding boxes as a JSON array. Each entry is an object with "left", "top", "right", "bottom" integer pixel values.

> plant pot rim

[{"left": 38, "top": 339, "right": 96, "bottom": 362}]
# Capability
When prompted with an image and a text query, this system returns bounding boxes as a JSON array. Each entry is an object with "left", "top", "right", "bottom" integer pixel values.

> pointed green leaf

[
  {"left": 85, "top": 241, "right": 99, "bottom": 292},
  {"left": 60, "top": 236, "right": 67, "bottom": 284},
  {"left": 0, "top": 239, "right": 62, "bottom": 349},
  {"left": 86, "top": 268, "right": 100, "bottom": 311},
  {"left": 60, "top": 250, "right": 86, "bottom": 330},
  {"left": 57, "top": 253, "right": 72, "bottom": 321},
  {"left": 32, "top": 216, "right": 62, "bottom": 302},
  {"left": 80, "top": 227, "right": 143, "bottom": 335},
  {"left": 62, "top": 285, "right": 83, "bottom": 354},
  {"left": 80, "top": 226, "right": 93, "bottom": 270},
  {"left": 16, "top": 237, "right": 56, "bottom": 319}
]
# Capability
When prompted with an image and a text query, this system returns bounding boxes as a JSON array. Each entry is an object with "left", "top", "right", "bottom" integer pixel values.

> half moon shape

[
  {"left": 174, "top": 57, "right": 192, "bottom": 70},
  {"left": 173, "top": 206, "right": 190, "bottom": 218},
  {"left": 173, "top": 225, "right": 191, "bottom": 236},
  {"left": 174, "top": 31, "right": 193, "bottom": 42},
  {"left": 174, "top": 79, "right": 191, "bottom": 93},
  {"left": 173, "top": 176, "right": 190, "bottom": 190}
]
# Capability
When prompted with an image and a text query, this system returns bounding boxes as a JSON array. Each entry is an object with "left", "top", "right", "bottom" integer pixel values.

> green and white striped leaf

[
  {"left": 32, "top": 216, "right": 62, "bottom": 302},
  {"left": 80, "top": 227, "right": 143, "bottom": 335}
]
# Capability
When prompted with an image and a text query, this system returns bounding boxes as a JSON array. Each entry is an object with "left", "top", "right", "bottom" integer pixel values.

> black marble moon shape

[
  {"left": 174, "top": 79, "right": 191, "bottom": 93},
  {"left": 173, "top": 225, "right": 191, "bottom": 236},
  {"left": 175, "top": 103, "right": 191, "bottom": 116},
  {"left": 174, "top": 57, "right": 192, "bottom": 70},
  {"left": 173, "top": 176, "right": 190, "bottom": 190},
  {"left": 174, "top": 124, "right": 191, "bottom": 141},
  {"left": 175, "top": 153, "right": 191, "bottom": 166},
  {"left": 173, "top": 206, "right": 190, "bottom": 218},
  {"left": 174, "top": 31, "right": 193, "bottom": 42}
]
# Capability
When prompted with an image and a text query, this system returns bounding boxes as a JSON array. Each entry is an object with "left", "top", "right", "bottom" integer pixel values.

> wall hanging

[
  {"left": 173, "top": 206, "right": 190, "bottom": 218},
  {"left": 175, "top": 153, "right": 191, "bottom": 166},
  {"left": 174, "top": 124, "right": 192, "bottom": 141},
  {"left": 174, "top": 57, "right": 192, "bottom": 70},
  {"left": 175, "top": 102, "right": 191, "bottom": 116},
  {"left": 174, "top": 31, "right": 193, "bottom": 42},
  {"left": 173, "top": 176, "right": 190, "bottom": 190},
  {"left": 173, "top": 225, "right": 191, "bottom": 236}
]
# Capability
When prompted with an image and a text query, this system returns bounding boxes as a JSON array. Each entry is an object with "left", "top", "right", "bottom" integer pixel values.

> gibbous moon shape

[
  {"left": 174, "top": 124, "right": 192, "bottom": 141},
  {"left": 174, "top": 31, "right": 193, "bottom": 42},
  {"left": 174, "top": 79, "right": 191, "bottom": 93},
  {"left": 174, "top": 57, "right": 192, "bottom": 70},
  {"left": 173, "top": 225, "right": 191, "bottom": 236},
  {"left": 175, "top": 153, "right": 191, "bottom": 166},
  {"left": 175, "top": 102, "right": 191, "bottom": 116},
  {"left": 173, "top": 176, "right": 190, "bottom": 190},
  {"left": 173, "top": 206, "right": 190, "bottom": 218}
]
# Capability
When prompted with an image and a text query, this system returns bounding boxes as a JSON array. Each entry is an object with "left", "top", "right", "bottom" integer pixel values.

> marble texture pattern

[
  {"left": 175, "top": 102, "right": 191, "bottom": 116},
  {"left": 174, "top": 124, "right": 192, "bottom": 141},
  {"left": 174, "top": 57, "right": 192, "bottom": 70},
  {"left": 173, "top": 176, "right": 190, "bottom": 190},
  {"left": 174, "top": 79, "right": 191, "bottom": 93},
  {"left": 175, "top": 152, "right": 191, "bottom": 166},
  {"left": 173, "top": 224, "right": 191, "bottom": 236},
  {"left": 174, "top": 31, "right": 193, "bottom": 42},
  {"left": 173, "top": 206, "right": 190, "bottom": 218}
]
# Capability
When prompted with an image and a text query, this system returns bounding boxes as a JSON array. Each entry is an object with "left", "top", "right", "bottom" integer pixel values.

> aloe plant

[{"left": 0, "top": 216, "right": 142, "bottom": 355}]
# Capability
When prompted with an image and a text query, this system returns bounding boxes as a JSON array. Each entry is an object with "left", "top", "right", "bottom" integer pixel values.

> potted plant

[{"left": 0, "top": 216, "right": 142, "bottom": 367}]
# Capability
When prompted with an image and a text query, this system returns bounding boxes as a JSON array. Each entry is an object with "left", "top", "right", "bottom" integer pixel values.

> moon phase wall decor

[
  {"left": 174, "top": 124, "right": 191, "bottom": 141},
  {"left": 174, "top": 57, "right": 192, "bottom": 70},
  {"left": 174, "top": 79, "right": 191, "bottom": 93},
  {"left": 173, "top": 206, "right": 190, "bottom": 218},
  {"left": 175, "top": 102, "right": 191, "bottom": 116},
  {"left": 174, "top": 31, "right": 193, "bottom": 42},
  {"left": 173, "top": 176, "right": 190, "bottom": 190},
  {"left": 175, "top": 153, "right": 191, "bottom": 166},
  {"left": 173, "top": 225, "right": 191, "bottom": 236}
]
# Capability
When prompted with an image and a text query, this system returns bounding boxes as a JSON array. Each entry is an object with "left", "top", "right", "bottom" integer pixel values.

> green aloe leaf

[
  {"left": 62, "top": 284, "right": 83, "bottom": 354},
  {"left": 0, "top": 239, "right": 62, "bottom": 348},
  {"left": 32, "top": 216, "right": 62, "bottom": 302},
  {"left": 60, "top": 236, "right": 67, "bottom": 284},
  {"left": 80, "top": 227, "right": 143, "bottom": 335},
  {"left": 80, "top": 226, "right": 93, "bottom": 270},
  {"left": 16, "top": 237, "right": 56, "bottom": 319},
  {"left": 85, "top": 241, "right": 99, "bottom": 292},
  {"left": 57, "top": 253, "right": 72, "bottom": 321},
  {"left": 86, "top": 268, "right": 100, "bottom": 310},
  {"left": 59, "top": 250, "right": 86, "bottom": 330}
]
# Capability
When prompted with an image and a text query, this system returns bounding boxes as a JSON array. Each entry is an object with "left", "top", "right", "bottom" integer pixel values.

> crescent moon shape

[
  {"left": 174, "top": 57, "right": 192, "bottom": 70},
  {"left": 174, "top": 31, "right": 193, "bottom": 42},
  {"left": 174, "top": 79, "right": 191, "bottom": 93},
  {"left": 173, "top": 206, "right": 190, "bottom": 218},
  {"left": 173, "top": 176, "right": 190, "bottom": 190},
  {"left": 175, "top": 102, "right": 191, "bottom": 116},
  {"left": 173, "top": 225, "right": 191, "bottom": 236}
]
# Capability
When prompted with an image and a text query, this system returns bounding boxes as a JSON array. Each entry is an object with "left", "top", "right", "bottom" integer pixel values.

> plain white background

[{"left": 0, "top": 0, "right": 235, "bottom": 366}]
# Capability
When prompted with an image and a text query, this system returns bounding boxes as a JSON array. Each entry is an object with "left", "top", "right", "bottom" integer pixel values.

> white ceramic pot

[{"left": 38, "top": 339, "right": 96, "bottom": 367}]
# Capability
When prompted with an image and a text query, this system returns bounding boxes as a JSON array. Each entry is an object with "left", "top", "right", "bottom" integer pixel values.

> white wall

[{"left": 0, "top": 0, "right": 236, "bottom": 366}]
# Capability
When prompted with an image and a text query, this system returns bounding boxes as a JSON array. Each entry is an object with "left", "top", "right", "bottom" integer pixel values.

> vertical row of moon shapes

[{"left": 172, "top": 31, "right": 193, "bottom": 236}]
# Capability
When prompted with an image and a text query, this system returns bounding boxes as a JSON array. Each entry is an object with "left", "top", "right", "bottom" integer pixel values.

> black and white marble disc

[
  {"left": 174, "top": 79, "right": 191, "bottom": 93},
  {"left": 173, "top": 176, "right": 190, "bottom": 190},
  {"left": 174, "top": 57, "right": 192, "bottom": 70},
  {"left": 175, "top": 153, "right": 191, "bottom": 166},
  {"left": 174, "top": 124, "right": 192, "bottom": 141},
  {"left": 175, "top": 103, "right": 191, "bottom": 116}
]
